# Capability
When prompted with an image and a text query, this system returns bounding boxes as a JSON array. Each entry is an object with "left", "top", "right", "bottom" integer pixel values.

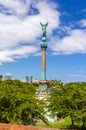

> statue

[{"left": 40, "top": 22, "right": 48, "bottom": 37}]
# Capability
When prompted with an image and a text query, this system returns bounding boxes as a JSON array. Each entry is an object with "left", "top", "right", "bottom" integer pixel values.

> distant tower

[
  {"left": 25, "top": 76, "right": 33, "bottom": 83},
  {"left": 38, "top": 22, "right": 49, "bottom": 97}
]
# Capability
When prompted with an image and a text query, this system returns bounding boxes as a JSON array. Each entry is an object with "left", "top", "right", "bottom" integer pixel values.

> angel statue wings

[{"left": 40, "top": 22, "right": 48, "bottom": 37}]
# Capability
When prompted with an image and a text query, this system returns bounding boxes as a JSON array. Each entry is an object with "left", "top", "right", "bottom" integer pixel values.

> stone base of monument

[
  {"left": 38, "top": 80, "right": 49, "bottom": 84},
  {"left": 36, "top": 80, "right": 56, "bottom": 122},
  {"left": 39, "top": 80, "right": 48, "bottom": 92},
  {"left": 36, "top": 80, "right": 50, "bottom": 99}
]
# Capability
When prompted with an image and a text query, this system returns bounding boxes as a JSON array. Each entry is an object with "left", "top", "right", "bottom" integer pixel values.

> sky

[{"left": 0, "top": 0, "right": 86, "bottom": 82}]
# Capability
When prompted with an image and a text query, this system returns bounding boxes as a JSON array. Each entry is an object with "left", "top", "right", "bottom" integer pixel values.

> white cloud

[
  {"left": 0, "top": 0, "right": 60, "bottom": 64},
  {"left": 0, "top": 45, "right": 38, "bottom": 63},
  {"left": 50, "top": 29, "right": 86, "bottom": 55},
  {"left": 33, "top": 52, "right": 41, "bottom": 56},
  {"left": 79, "top": 19, "right": 86, "bottom": 27},
  {"left": 1, "top": 0, "right": 86, "bottom": 65},
  {"left": 0, "top": 0, "right": 31, "bottom": 16}
]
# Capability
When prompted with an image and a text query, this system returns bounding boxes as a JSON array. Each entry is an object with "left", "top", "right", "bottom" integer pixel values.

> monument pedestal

[
  {"left": 36, "top": 80, "right": 49, "bottom": 98},
  {"left": 39, "top": 80, "right": 48, "bottom": 91}
]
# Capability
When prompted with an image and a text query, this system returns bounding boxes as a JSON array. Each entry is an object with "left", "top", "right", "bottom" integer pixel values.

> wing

[
  {"left": 40, "top": 22, "right": 43, "bottom": 26},
  {"left": 46, "top": 22, "right": 48, "bottom": 26}
]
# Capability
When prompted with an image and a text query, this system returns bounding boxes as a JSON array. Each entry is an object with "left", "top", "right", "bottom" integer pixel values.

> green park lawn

[{"left": 37, "top": 116, "right": 84, "bottom": 129}]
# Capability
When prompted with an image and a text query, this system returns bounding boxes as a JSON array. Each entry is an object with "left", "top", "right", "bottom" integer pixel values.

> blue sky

[{"left": 0, "top": 0, "right": 86, "bottom": 82}]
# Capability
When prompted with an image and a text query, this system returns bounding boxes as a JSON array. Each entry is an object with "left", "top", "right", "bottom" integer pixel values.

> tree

[
  {"left": 0, "top": 80, "right": 47, "bottom": 125},
  {"left": 48, "top": 82, "right": 86, "bottom": 128}
]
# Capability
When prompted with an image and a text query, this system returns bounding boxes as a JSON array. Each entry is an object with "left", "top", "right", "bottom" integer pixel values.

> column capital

[{"left": 40, "top": 43, "right": 47, "bottom": 48}]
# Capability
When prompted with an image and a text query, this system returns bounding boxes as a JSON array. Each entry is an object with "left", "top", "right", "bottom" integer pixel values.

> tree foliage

[
  {"left": 0, "top": 80, "right": 47, "bottom": 125},
  {"left": 48, "top": 81, "right": 86, "bottom": 128}
]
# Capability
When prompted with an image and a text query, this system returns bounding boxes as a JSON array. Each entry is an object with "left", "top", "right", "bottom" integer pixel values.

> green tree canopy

[
  {"left": 48, "top": 82, "right": 86, "bottom": 128},
  {"left": 0, "top": 80, "right": 47, "bottom": 125}
]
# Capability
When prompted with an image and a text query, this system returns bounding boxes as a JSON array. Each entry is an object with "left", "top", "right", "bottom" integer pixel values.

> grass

[
  {"left": 37, "top": 117, "right": 86, "bottom": 129},
  {"left": 37, "top": 116, "right": 72, "bottom": 129},
  {"left": 52, "top": 117, "right": 71, "bottom": 128}
]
